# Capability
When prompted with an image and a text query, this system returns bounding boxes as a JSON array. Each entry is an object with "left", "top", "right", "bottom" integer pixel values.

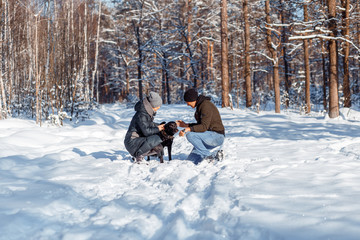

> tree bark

[
  {"left": 220, "top": 0, "right": 230, "bottom": 107},
  {"left": 0, "top": 72, "right": 4, "bottom": 120},
  {"left": 0, "top": 0, "right": 7, "bottom": 119},
  {"left": 280, "top": 0, "right": 290, "bottom": 108},
  {"left": 185, "top": 0, "right": 196, "bottom": 87},
  {"left": 135, "top": 24, "right": 143, "bottom": 100},
  {"left": 35, "top": 14, "right": 40, "bottom": 124},
  {"left": 243, "top": 0, "right": 252, "bottom": 108},
  {"left": 341, "top": 0, "right": 351, "bottom": 107},
  {"left": 71, "top": 0, "right": 77, "bottom": 117},
  {"left": 321, "top": 39, "right": 328, "bottom": 111},
  {"left": 265, "top": 0, "right": 280, "bottom": 113},
  {"left": 303, "top": 4, "right": 311, "bottom": 114},
  {"left": 357, "top": 7, "right": 360, "bottom": 94},
  {"left": 84, "top": 2, "right": 90, "bottom": 103},
  {"left": 327, "top": 0, "right": 339, "bottom": 118},
  {"left": 5, "top": 0, "right": 12, "bottom": 116},
  {"left": 92, "top": 0, "right": 102, "bottom": 103}
]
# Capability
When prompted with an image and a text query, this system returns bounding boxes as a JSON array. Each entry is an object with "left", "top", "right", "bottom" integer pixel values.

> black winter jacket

[{"left": 124, "top": 98, "right": 162, "bottom": 157}]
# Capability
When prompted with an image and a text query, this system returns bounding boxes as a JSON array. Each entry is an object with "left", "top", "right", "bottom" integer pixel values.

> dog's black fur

[{"left": 147, "top": 121, "right": 178, "bottom": 163}]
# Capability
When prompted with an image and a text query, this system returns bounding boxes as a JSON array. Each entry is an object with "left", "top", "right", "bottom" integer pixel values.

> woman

[{"left": 124, "top": 91, "right": 164, "bottom": 163}]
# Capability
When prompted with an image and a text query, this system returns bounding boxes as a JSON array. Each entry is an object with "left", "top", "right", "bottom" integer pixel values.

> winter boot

[
  {"left": 215, "top": 150, "right": 224, "bottom": 161},
  {"left": 204, "top": 155, "right": 216, "bottom": 163},
  {"left": 133, "top": 155, "right": 145, "bottom": 164}
]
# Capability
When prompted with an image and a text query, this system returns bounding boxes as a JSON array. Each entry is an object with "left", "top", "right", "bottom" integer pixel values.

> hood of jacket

[
  {"left": 134, "top": 98, "right": 155, "bottom": 118},
  {"left": 196, "top": 95, "right": 211, "bottom": 108}
]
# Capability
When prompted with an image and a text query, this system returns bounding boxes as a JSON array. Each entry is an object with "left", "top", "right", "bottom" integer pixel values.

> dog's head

[{"left": 164, "top": 121, "right": 178, "bottom": 136}]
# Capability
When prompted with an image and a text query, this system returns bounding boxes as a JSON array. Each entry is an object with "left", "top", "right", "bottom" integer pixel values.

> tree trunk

[
  {"left": 71, "top": 0, "right": 77, "bottom": 117},
  {"left": 206, "top": 40, "right": 214, "bottom": 83},
  {"left": 341, "top": 0, "right": 351, "bottom": 107},
  {"left": 280, "top": 0, "right": 290, "bottom": 108},
  {"left": 327, "top": 0, "right": 339, "bottom": 118},
  {"left": 321, "top": 39, "right": 328, "bottom": 111},
  {"left": 125, "top": 56, "right": 130, "bottom": 96},
  {"left": 165, "top": 62, "right": 171, "bottom": 104},
  {"left": 161, "top": 60, "right": 166, "bottom": 103},
  {"left": 265, "top": 0, "right": 280, "bottom": 113},
  {"left": 135, "top": 24, "right": 143, "bottom": 100},
  {"left": 220, "top": 0, "right": 230, "bottom": 107},
  {"left": 0, "top": 0, "right": 7, "bottom": 119},
  {"left": 0, "top": 73, "right": 4, "bottom": 120},
  {"left": 35, "top": 14, "right": 40, "bottom": 124},
  {"left": 207, "top": 40, "right": 211, "bottom": 82},
  {"left": 357, "top": 10, "right": 360, "bottom": 94},
  {"left": 303, "top": 4, "right": 311, "bottom": 114},
  {"left": 5, "top": 0, "right": 12, "bottom": 116},
  {"left": 243, "top": 0, "right": 252, "bottom": 108},
  {"left": 84, "top": 2, "right": 90, "bottom": 103},
  {"left": 92, "top": 0, "right": 102, "bottom": 103},
  {"left": 186, "top": 0, "right": 192, "bottom": 85}
]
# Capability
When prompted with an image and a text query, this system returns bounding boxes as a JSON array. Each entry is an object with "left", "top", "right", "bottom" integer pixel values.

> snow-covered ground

[{"left": 1, "top": 103, "right": 360, "bottom": 240}]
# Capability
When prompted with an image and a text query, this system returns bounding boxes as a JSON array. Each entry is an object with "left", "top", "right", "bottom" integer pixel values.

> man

[
  {"left": 124, "top": 91, "right": 165, "bottom": 163},
  {"left": 177, "top": 89, "right": 225, "bottom": 164}
]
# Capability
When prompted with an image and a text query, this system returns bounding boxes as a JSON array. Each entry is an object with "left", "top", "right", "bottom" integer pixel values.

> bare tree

[
  {"left": 220, "top": 0, "right": 230, "bottom": 108},
  {"left": 303, "top": 3, "right": 311, "bottom": 114},
  {"left": 321, "top": 39, "right": 328, "bottom": 111},
  {"left": 84, "top": 2, "right": 90, "bottom": 103},
  {"left": 265, "top": 0, "right": 280, "bottom": 113},
  {"left": 279, "top": 0, "right": 290, "bottom": 108},
  {"left": 327, "top": 0, "right": 339, "bottom": 118},
  {"left": 92, "top": 0, "right": 102, "bottom": 102},
  {"left": 35, "top": 10, "right": 41, "bottom": 124},
  {"left": 243, "top": 0, "right": 252, "bottom": 108},
  {"left": 0, "top": 0, "right": 5, "bottom": 120},
  {"left": 341, "top": 0, "right": 351, "bottom": 107}
]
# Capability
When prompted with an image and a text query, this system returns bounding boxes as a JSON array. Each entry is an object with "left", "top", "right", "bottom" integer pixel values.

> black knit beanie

[{"left": 184, "top": 89, "right": 198, "bottom": 102}]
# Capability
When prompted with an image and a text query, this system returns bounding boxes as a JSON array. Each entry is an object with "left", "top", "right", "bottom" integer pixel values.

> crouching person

[
  {"left": 124, "top": 92, "right": 165, "bottom": 163},
  {"left": 177, "top": 89, "right": 225, "bottom": 164}
]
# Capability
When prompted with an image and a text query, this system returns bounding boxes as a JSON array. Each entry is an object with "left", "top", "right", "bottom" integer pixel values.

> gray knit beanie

[{"left": 147, "top": 91, "right": 162, "bottom": 108}]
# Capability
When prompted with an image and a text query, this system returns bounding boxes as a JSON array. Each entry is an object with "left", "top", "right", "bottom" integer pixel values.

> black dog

[{"left": 147, "top": 121, "right": 178, "bottom": 163}]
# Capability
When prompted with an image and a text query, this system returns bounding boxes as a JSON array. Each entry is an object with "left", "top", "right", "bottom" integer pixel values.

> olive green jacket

[{"left": 189, "top": 95, "right": 225, "bottom": 135}]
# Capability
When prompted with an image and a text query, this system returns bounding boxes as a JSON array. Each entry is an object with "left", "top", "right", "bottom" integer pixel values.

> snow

[{"left": 1, "top": 103, "right": 360, "bottom": 240}]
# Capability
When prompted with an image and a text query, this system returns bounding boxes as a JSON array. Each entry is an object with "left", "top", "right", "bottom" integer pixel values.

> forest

[{"left": 0, "top": 0, "right": 359, "bottom": 124}]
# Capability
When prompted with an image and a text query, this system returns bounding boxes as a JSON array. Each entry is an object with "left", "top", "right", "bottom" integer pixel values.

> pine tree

[
  {"left": 220, "top": 0, "right": 230, "bottom": 108},
  {"left": 327, "top": 0, "right": 339, "bottom": 118}
]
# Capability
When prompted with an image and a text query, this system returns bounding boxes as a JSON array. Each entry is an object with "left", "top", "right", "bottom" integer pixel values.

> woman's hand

[
  {"left": 176, "top": 120, "right": 188, "bottom": 128},
  {"left": 158, "top": 124, "right": 165, "bottom": 131}
]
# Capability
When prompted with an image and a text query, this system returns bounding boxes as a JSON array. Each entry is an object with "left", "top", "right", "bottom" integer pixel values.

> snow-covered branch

[
  {"left": 254, "top": 51, "right": 275, "bottom": 63},
  {"left": 289, "top": 35, "right": 360, "bottom": 53}
]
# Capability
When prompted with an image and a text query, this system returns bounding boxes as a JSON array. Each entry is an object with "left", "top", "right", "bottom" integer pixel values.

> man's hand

[
  {"left": 179, "top": 127, "right": 190, "bottom": 137},
  {"left": 176, "top": 120, "right": 188, "bottom": 128},
  {"left": 179, "top": 129, "right": 185, "bottom": 137}
]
